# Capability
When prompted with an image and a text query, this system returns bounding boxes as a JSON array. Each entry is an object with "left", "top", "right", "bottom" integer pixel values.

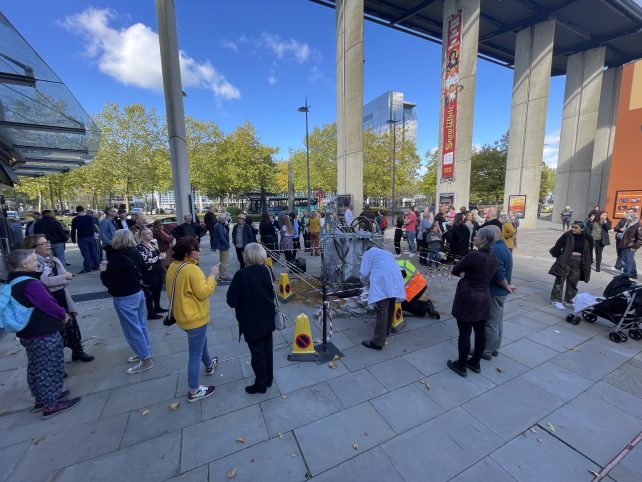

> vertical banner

[
  {"left": 441, "top": 11, "right": 462, "bottom": 181},
  {"left": 508, "top": 195, "right": 527, "bottom": 218}
]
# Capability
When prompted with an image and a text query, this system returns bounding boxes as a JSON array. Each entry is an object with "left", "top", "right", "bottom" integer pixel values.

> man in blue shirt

[
  {"left": 71, "top": 206, "right": 100, "bottom": 274},
  {"left": 99, "top": 207, "right": 118, "bottom": 261},
  {"left": 359, "top": 244, "right": 406, "bottom": 350},
  {"left": 483, "top": 225, "right": 516, "bottom": 359}
]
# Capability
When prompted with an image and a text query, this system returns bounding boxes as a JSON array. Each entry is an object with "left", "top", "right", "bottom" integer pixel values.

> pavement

[{"left": 1, "top": 219, "right": 641, "bottom": 482}]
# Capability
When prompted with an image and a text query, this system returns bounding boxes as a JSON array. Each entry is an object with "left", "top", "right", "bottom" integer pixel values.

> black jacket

[
  {"left": 450, "top": 223, "right": 470, "bottom": 256},
  {"left": 451, "top": 249, "right": 497, "bottom": 323},
  {"left": 231, "top": 223, "right": 257, "bottom": 248},
  {"left": 587, "top": 219, "right": 612, "bottom": 247},
  {"left": 114, "top": 218, "right": 135, "bottom": 230},
  {"left": 10, "top": 271, "right": 65, "bottom": 338},
  {"left": 100, "top": 248, "right": 146, "bottom": 297},
  {"left": 548, "top": 232, "right": 593, "bottom": 282},
  {"left": 34, "top": 216, "right": 67, "bottom": 244},
  {"left": 226, "top": 264, "right": 275, "bottom": 343}
]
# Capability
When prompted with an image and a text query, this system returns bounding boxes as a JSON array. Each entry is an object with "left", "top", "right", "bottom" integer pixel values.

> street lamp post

[
  {"left": 297, "top": 99, "right": 311, "bottom": 213},
  {"left": 388, "top": 118, "right": 398, "bottom": 214}
]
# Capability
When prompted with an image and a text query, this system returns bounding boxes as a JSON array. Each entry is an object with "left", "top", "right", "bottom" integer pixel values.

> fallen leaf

[
  {"left": 93, "top": 341, "right": 101, "bottom": 345},
  {"left": 328, "top": 361, "right": 337, "bottom": 369},
  {"left": 496, "top": 367, "right": 504, "bottom": 373},
  {"left": 571, "top": 346, "right": 580, "bottom": 352},
  {"left": 352, "top": 443, "right": 359, "bottom": 450},
  {"left": 545, "top": 423, "right": 555, "bottom": 433},
  {"left": 281, "top": 395, "right": 288, "bottom": 400},
  {"left": 236, "top": 436, "right": 246, "bottom": 444},
  {"left": 168, "top": 402, "right": 179, "bottom": 410},
  {"left": 419, "top": 379, "right": 426, "bottom": 385},
  {"left": 226, "top": 467, "right": 237, "bottom": 479},
  {"left": 305, "top": 471, "right": 312, "bottom": 479},
  {"left": 554, "top": 330, "right": 560, "bottom": 334},
  {"left": 277, "top": 432, "right": 283, "bottom": 439},
  {"left": 530, "top": 427, "right": 538, "bottom": 434},
  {"left": 425, "top": 382, "right": 431, "bottom": 389},
  {"left": 333, "top": 354, "right": 340, "bottom": 360},
  {"left": 33, "top": 435, "right": 46, "bottom": 445},
  {"left": 537, "top": 436, "right": 543, "bottom": 443},
  {"left": 362, "top": 432, "right": 369, "bottom": 437},
  {"left": 140, "top": 409, "right": 150, "bottom": 416},
  {"left": 588, "top": 469, "right": 600, "bottom": 477}
]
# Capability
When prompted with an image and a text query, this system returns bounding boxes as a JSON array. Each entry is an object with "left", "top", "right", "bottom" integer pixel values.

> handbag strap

[
  {"left": 265, "top": 265, "right": 279, "bottom": 308},
  {"left": 168, "top": 263, "right": 189, "bottom": 312}
]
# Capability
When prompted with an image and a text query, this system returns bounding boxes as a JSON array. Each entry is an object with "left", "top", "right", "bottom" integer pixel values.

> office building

[{"left": 363, "top": 91, "right": 417, "bottom": 144}]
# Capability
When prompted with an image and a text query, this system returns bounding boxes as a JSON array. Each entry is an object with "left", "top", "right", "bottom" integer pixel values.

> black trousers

[
  {"left": 419, "top": 238, "right": 428, "bottom": 265},
  {"left": 394, "top": 229, "right": 402, "bottom": 255},
  {"left": 456, "top": 319, "right": 486, "bottom": 367},
  {"left": 246, "top": 332, "right": 273, "bottom": 389},
  {"left": 143, "top": 267, "right": 164, "bottom": 314},
  {"left": 235, "top": 246, "right": 246, "bottom": 269},
  {"left": 594, "top": 243, "right": 605, "bottom": 270}
]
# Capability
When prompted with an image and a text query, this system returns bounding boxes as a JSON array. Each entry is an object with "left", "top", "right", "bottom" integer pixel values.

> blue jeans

[
  {"left": 428, "top": 250, "right": 440, "bottom": 268},
  {"left": 78, "top": 237, "right": 99, "bottom": 272},
  {"left": 113, "top": 291, "right": 151, "bottom": 359},
  {"left": 185, "top": 324, "right": 212, "bottom": 391},
  {"left": 622, "top": 249, "right": 638, "bottom": 278},
  {"left": 51, "top": 242, "right": 66, "bottom": 265},
  {"left": 406, "top": 231, "right": 416, "bottom": 252}
]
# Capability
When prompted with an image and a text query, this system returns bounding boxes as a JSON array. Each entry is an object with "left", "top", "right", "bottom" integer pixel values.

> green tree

[
  {"left": 470, "top": 135, "right": 508, "bottom": 205},
  {"left": 539, "top": 164, "right": 556, "bottom": 201},
  {"left": 417, "top": 149, "right": 438, "bottom": 203}
]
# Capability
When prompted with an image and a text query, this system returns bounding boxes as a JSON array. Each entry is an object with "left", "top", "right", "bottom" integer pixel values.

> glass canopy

[{"left": 0, "top": 12, "right": 99, "bottom": 184}]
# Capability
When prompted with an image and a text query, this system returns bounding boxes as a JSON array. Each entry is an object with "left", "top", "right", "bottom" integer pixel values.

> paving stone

[
  {"left": 393, "top": 322, "right": 458, "bottom": 351},
  {"left": 370, "top": 384, "right": 442, "bottom": 433},
  {"left": 587, "top": 381, "right": 642, "bottom": 420},
  {"left": 479, "top": 354, "right": 529, "bottom": 385},
  {"left": 120, "top": 396, "right": 202, "bottom": 447},
  {"left": 11, "top": 414, "right": 128, "bottom": 481},
  {"left": 519, "top": 361, "right": 594, "bottom": 401},
  {"left": 164, "top": 465, "right": 208, "bottom": 482},
  {"left": 0, "top": 440, "right": 30, "bottom": 482},
  {"left": 500, "top": 338, "right": 560, "bottom": 368},
  {"left": 294, "top": 402, "right": 395, "bottom": 476},
  {"left": 327, "top": 368, "right": 387, "bottom": 408},
  {"left": 527, "top": 324, "right": 594, "bottom": 352},
  {"left": 521, "top": 309, "right": 565, "bottom": 326},
  {"left": 181, "top": 404, "right": 268, "bottom": 472},
  {"left": 490, "top": 429, "right": 600, "bottom": 482},
  {"left": 56, "top": 431, "right": 181, "bottom": 482},
  {"left": 552, "top": 339, "right": 630, "bottom": 381},
  {"left": 273, "top": 358, "right": 349, "bottom": 394},
  {"left": 463, "top": 378, "right": 563, "bottom": 441},
  {"left": 311, "top": 446, "right": 403, "bottom": 482},
  {"left": 609, "top": 441, "right": 642, "bottom": 482},
  {"left": 175, "top": 358, "right": 244, "bottom": 397},
  {"left": 200, "top": 378, "right": 279, "bottom": 420},
  {"left": 340, "top": 340, "right": 413, "bottom": 372},
  {"left": 450, "top": 456, "right": 516, "bottom": 482},
  {"left": 239, "top": 344, "right": 293, "bottom": 378},
  {"left": 101, "top": 374, "right": 178, "bottom": 417},
  {"left": 382, "top": 407, "right": 504, "bottom": 482},
  {"left": 402, "top": 341, "right": 458, "bottom": 376},
  {"left": 260, "top": 382, "right": 342, "bottom": 436},
  {"left": 208, "top": 432, "right": 307, "bottom": 482},
  {"left": 501, "top": 316, "right": 545, "bottom": 341},
  {"left": 604, "top": 360, "right": 642, "bottom": 399},
  {"left": 366, "top": 356, "right": 423, "bottom": 390},
  {"left": 541, "top": 392, "right": 642, "bottom": 466},
  {"left": 0, "top": 391, "right": 109, "bottom": 448},
  {"left": 423, "top": 368, "right": 496, "bottom": 411}
]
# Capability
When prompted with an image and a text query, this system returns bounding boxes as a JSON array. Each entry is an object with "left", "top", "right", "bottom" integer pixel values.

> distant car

[
  {"left": 147, "top": 216, "right": 178, "bottom": 233},
  {"left": 130, "top": 208, "right": 144, "bottom": 216}
]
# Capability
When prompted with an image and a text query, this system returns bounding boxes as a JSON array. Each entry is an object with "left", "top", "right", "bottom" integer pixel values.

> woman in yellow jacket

[
  {"left": 166, "top": 237, "right": 219, "bottom": 402},
  {"left": 500, "top": 213, "right": 516, "bottom": 251}
]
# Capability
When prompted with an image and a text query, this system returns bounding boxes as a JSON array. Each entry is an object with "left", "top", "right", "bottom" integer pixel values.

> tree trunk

[
  {"left": 287, "top": 159, "right": 294, "bottom": 213},
  {"left": 47, "top": 179, "right": 55, "bottom": 210},
  {"left": 124, "top": 177, "right": 130, "bottom": 212},
  {"left": 37, "top": 189, "right": 42, "bottom": 212}
]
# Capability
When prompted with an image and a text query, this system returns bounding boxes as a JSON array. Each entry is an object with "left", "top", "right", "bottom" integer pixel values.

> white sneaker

[
  {"left": 610, "top": 266, "right": 621, "bottom": 272},
  {"left": 552, "top": 301, "right": 565, "bottom": 310},
  {"left": 187, "top": 385, "right": 215, "bottom": 402},
  {"left": 127, "top": 355, "right": 140, "bottom": 363},
  {"left": 126, "top": 358, "right": 154, "bottom": 374}
]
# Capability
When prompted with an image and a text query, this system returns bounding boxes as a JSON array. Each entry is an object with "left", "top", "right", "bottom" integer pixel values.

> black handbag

[{"left": 164, "top": 263, "right": 188, "bottom": 327}]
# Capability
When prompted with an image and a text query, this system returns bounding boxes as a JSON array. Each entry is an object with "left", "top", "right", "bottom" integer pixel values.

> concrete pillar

[
  {"left": 588, "top": 66, "right": 621, "bottom": 211},
  {"left": 552, "top": 47, "right": 606, "bottom": 223},
  {"left": 336, "top": 0, "right": 364, "bottom": 215},
  {"left": 437, "top": 0, "right": 480, "bottom": 210},
  {"left": 503, "top": 20, "right": 555, "bottom": 229}
]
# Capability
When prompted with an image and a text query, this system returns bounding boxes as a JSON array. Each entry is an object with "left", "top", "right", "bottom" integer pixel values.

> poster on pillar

[
  {"left": 508, "top": 195, "right": 527, "bottom": 218},
  {"left": 441, "top": 10, "right": 462, "bottom": 182}
]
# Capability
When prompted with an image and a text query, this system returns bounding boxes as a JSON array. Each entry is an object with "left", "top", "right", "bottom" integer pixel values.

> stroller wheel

[
  {"left": 572, "top": 317, "right": 581, "bottom": 325},
  {"left": 609, "top": 332, "right": 621, "bottom": 343},
  {"left": 629, "top": 329, "right": 642, "bottom": 341},
  {"left": 582, "top": 312, "right": 597, "bottom": 323},
  {"left": 619, "top": 332, "right": 628, "bottom": 343},
  {"left": 565, "top": 314, "right": 574, "bottom": 323}
]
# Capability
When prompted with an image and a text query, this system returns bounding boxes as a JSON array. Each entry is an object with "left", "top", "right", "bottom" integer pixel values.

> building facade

[{"left": 363, "top": 91, "right": 417, "bottom": 144}]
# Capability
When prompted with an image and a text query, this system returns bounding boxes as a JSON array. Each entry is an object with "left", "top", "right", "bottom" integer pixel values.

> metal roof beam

[
  {"left": 480, "top": 0, "right": 577, "bottom": 42},
  {"left": 0, "top": 120, "right": 86, "bottom": 134},
  {"left": 11, "top": 145, "right": 88, "bottom": 154},
  {"left": 15, "top": 166, "right": 69, "bottom": 173},
  {"left": 389, "top": 0, "right": 439, "bottom": 26},
  {"left": 25, "top": 158, "right": 85, "bottom": 166},
  {"left": 555, "top": 26, "right": 642, "bottom": 56}
]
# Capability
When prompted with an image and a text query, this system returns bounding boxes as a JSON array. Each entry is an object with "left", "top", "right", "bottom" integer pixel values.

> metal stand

[{"left": 314, "top": 280, "right": 344, "bottom": 364}]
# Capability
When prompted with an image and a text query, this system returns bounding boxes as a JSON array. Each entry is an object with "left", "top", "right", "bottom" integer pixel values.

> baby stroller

[{"left": 566, "top": 275, "right": 642, "bottom": 343}]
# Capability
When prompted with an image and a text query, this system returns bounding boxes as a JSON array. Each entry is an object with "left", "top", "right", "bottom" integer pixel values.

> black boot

[
  {"left": 245, "top": 384, "right": 267, "bottom": 394},
  {"left": 72, "top": 350, "right": 95, "bottom": 362}
]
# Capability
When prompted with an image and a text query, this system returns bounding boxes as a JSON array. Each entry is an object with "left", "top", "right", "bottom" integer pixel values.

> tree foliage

[
  {"left": 469, "top": 133, "right": 508, "bottom": 205},
  {"left": 539, "top": 164, "right": 556, "bottom": 201}
]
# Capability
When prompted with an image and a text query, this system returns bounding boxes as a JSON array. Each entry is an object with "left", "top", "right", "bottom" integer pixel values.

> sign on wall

[
  {"left": 613, "top": 190, "right": 642, "bottom": 219},
  {"left": 439, "top": 193, "right": 455, "bottom": 208},
  {"left": 441, "top": 10, "right": 462, "bottom": 182},
  {"left": 508, "top": 195, "right": 527, "bottom": 218}
]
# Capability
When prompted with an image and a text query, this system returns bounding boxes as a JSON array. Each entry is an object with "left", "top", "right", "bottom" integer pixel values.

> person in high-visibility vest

[{"left": 396, "top": 259, "right": 429, "bottom": 316}]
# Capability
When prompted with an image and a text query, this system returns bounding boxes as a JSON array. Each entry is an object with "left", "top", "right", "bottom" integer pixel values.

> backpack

[
  {"left": 380, "top": 216, "right": 388, "bottom": 229},
  {"left": 0, "top": 277, "right": 34, "bottom": 332}
]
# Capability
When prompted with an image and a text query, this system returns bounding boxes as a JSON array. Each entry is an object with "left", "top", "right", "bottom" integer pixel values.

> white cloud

[
  {"left": 259, "top": 33, "right": 311, "bottom": 63},
  {"left": 307, "top": 65, "right": 323, "bottom": 82},
  {"left": 267, "top": 75, "right": 278, "bottom": 86},
  {"left": 543, "top": 130, "right": 560, "bottom": 166},
  {"left": 219, "top": 39, "right": 238, "bottom": 52},
  {"left": 62, "top": 8, "right": 240, "bottom": 100}
]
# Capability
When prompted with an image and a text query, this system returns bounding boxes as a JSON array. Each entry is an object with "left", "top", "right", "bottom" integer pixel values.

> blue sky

[{"left": 3, "top": 0, "right": 564, "bottom": 166}]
